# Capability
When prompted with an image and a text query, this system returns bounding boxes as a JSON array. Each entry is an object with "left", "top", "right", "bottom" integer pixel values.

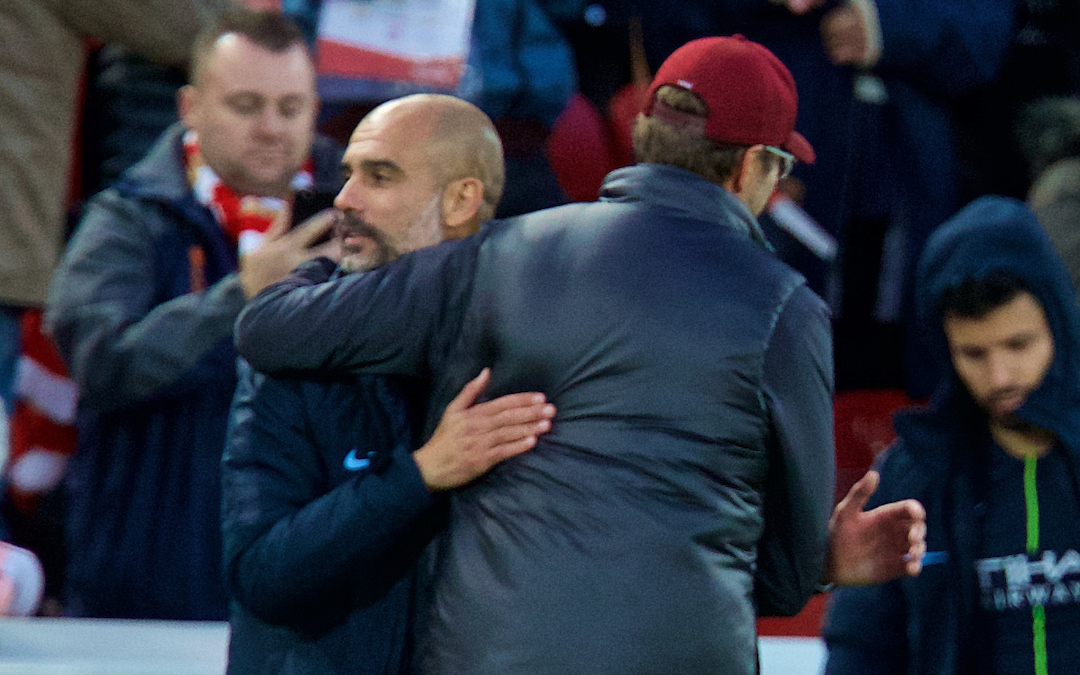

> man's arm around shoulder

[{"left": 235, "top": 236, "right": 481, "bottom": 378}]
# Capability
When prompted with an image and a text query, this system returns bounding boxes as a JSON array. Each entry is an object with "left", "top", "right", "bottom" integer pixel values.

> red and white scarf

[{"left": 183, "top": 130, "right": 314, "bottom": 255}]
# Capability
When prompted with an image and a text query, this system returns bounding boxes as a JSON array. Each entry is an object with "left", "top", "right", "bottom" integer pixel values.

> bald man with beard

[{"left": 220, "top": 94, "right": 554, "bottom": 675}]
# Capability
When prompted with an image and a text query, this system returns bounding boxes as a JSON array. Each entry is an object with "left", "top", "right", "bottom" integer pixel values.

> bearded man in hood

[{"left": 825, "top": 195, "right": 1080, "bottom": 675}]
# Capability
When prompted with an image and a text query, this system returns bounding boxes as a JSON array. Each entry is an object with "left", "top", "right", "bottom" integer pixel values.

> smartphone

[
  {"left": 292, "top": 190, "right": 338, "bottom": 246},
  {"left": 291, "top": 190, "right": 337, "bottom": 228}
]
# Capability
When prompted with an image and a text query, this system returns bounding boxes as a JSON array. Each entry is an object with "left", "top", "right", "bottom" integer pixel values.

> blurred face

[
  {"left": 180, "top": 34, "right": 317, "bottom": 197},
  {"left": 944, "top": 292, "right": 1055, "bottom": 427},
  {"left": 333, "top": 104, "right": 446, "bottom": 272}
]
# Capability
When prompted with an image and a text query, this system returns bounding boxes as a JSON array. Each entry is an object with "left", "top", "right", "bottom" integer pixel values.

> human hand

[
  {"left": 413, "top": 368, "right": 556, "bottom": 491},
  {"left": 781, "top": 0, "right": 826, "bottom": 15},
  {"left": 825, "top": 470, "right": 926, "bottom": 586},
  {"left": 821, "top": 4, "right": 872, "bottom": 66},
  {"left": 238, "top": 208, "right": 340, "bottom": 299}
]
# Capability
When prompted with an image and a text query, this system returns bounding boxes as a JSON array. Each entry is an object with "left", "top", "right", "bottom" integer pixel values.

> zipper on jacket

[{"left": 1024, "top": 455, "right": 1049, "bottom": 675}]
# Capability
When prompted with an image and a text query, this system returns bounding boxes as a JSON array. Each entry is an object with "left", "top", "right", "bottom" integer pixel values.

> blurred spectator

[
  {"left": 1022, "top": 97, "right": 1080, "bottom": 296},
  {"left": 765, "top": 0, "right": 1016, "bottom": 397},
  {"left": 825, "top": 196, "right": 1080, "bottom": 675},
  {"left": 556, "top": 1, "right": 1016, "bottom": 396},
  {"left": 44, "top": 8, "right": 340, "bottom": 620},
  {"left": 81, "top": 47, "right": 190, "bottom": 198},
  {"left": 0, "top": 0, "right": 233, "bottom": 606},
  {"left": 954, "top": 0, "right": 1080, "bottom": 203},
  {"left": 79, "top": 1, "right": 298, "bottom": 199},
  {"left": 281, "top": 0, "right": 577, "bottom": 217},
  {"left": 0, "top": 310, "right": 77, "bottom": 614},
  {"left": 472, "top": 0, "right": 577, "bottom": 216},
  {"left": 0, "top": 0, "right": 231, "bottom": 427}
]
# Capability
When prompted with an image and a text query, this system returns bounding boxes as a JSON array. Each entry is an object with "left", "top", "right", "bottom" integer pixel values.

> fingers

[
  {"left": 868, "top": 498, "right": 927, "bottom": 579},
  {"left": 903, "top": 498, "right": 927, "bottom": 523},
  {"left": 484, "top": 433, "right": 541, "bottom": 466},
  {"left": 288, "top": 208, "right": 337, "bottom": 247},
  {"left": 263, "top": 205, "right": 292, "bottom": 239},
  {"left": 484, "top": 416, "right": 553, "bottom": 447},
  {"left": 835, "top": 470, "right": 880, "bottom": 518},
  {"left": 903, "top": 500, "right": 927, "bottom": 576},
  {"left": 310, "top": 238, "right": 343, "bottom": 263},
  {"left": 820, "top": 7, "right": 862, "bottom": 65},
  {"left": 471, "top": 392, "right": 552, "bottom": 421},
  {"left": 784, "top": 0, "right": 823, "bottom": 15},
  {"left": 445, "top": 368, "right": 491, "bottom": 413},
  {"left": 905, "top": 526, "right": 927, "bottom": 576}
]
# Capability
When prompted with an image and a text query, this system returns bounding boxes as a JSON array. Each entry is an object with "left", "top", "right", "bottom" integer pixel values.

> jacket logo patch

[{"left": 344, "top": 448, "right": 374, "bottom": 472}]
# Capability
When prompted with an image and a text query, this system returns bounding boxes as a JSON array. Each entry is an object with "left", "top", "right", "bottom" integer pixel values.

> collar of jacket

[{"left": 598, "top": 163, "right": 773, "bottom": 251}]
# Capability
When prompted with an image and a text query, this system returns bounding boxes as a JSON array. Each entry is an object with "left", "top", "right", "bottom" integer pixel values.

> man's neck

[{"left": 991, "top": 422, "right": 1056, "bottom": 460}]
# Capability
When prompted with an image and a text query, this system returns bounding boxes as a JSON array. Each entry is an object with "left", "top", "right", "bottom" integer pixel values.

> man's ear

[
  {"left": 441, "top": 177, "right": 485, "bottom": 237},
  {"left": 725, "top": 146, "right": 761, "bottom": 197},
  {"left": 177, "top": 84, "right": 199, "bottom": 129}
]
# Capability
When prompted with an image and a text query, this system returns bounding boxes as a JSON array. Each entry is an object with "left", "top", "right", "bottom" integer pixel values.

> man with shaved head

[{"left": 221, "top": 93, "right": 555, "bottom": 675}]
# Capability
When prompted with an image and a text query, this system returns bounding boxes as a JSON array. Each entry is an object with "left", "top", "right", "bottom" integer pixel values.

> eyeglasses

[{"left": 763, "top": 146, "right": 796, "bottom": 180}]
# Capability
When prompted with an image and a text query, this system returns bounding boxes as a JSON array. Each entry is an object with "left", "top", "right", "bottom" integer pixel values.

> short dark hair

[
  {"left": 632, "top": 85, "right": 777, "bottom": 184},
  {"left": 189, "top": 8, "right": 309, "bottom": 85},
  {"left": 937, "top": 270, "right": 1032, "bottom": 320}
]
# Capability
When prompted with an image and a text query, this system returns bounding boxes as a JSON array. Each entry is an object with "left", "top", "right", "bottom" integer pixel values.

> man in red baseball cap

[
  {"left": 236, "top": 36, "right": 923, "bottom": 675},
  {"left": 637, "top": 34, "right": 814, "bottom": 217}
]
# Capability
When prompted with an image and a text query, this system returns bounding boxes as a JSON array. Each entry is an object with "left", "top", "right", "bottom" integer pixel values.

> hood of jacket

[{"left": 898, "top": 195, "right": 1080, "bottom": 457}]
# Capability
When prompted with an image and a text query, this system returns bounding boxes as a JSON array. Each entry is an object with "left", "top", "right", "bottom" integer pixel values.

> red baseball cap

[{"left": 644, "top": 35, "right": 815, "bottom": 164}]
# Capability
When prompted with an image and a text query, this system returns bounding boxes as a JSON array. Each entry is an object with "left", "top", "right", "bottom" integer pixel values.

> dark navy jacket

[
  {"left": 235, "top": 164, "right": 835, "bottom": 675},
  {"left": 222, "top": 361, "right": 442, "bottom": 675},
  {"left": 824, "top": 196, "right": 1080, "bottom": 674},
  {"left": 44, "top": 124, "right": 341, "bottom": 619}
]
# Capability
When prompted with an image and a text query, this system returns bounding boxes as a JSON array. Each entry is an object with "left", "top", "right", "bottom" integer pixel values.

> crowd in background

[{"left": 0, "top": 0, "right": 1079, "bottom": 634}]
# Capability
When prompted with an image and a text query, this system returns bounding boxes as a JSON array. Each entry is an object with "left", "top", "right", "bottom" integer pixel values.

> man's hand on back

[
  {"left": 239, "top": 209, "right": 341, "bottom": 299},
  {"left": 826, "top": 470, "right": 927, "bottom": 586},
  {"left": 414, "top": 368, "right": 556, "bottom": 491}
]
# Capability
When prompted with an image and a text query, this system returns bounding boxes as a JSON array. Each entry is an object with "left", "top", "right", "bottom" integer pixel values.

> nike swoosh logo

[{"left": 343, "top": 448, "right": 371, "bottom": 471}]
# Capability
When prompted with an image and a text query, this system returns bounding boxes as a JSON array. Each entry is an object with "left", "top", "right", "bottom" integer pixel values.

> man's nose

[
  {"left": 987, "top": 353, "right": 1014, "bottom": 389},
  {"left": 334, "top": 178, "right": 362, "bottom": 212},
  {"left": 256, "top": 107, "right": 288, "bottom": 136}
]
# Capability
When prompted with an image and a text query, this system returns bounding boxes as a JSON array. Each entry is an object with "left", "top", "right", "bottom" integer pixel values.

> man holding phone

[{"left": 44, "top": 8, "right": 337, "bottom": 620}]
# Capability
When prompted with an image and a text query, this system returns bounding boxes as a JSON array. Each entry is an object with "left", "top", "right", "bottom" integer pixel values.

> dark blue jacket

[
  {"left": 235, "top": 164, "right": 835, "bottom": 675},
  {"left": 44, "top": 124, "right": 342, "bottom": 619},
  {"left": 222, "top": 360, "right": 442, "bottom": 675},
  {"left": 824, "top": 196, "right": 1080, "bottom": 674}
]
